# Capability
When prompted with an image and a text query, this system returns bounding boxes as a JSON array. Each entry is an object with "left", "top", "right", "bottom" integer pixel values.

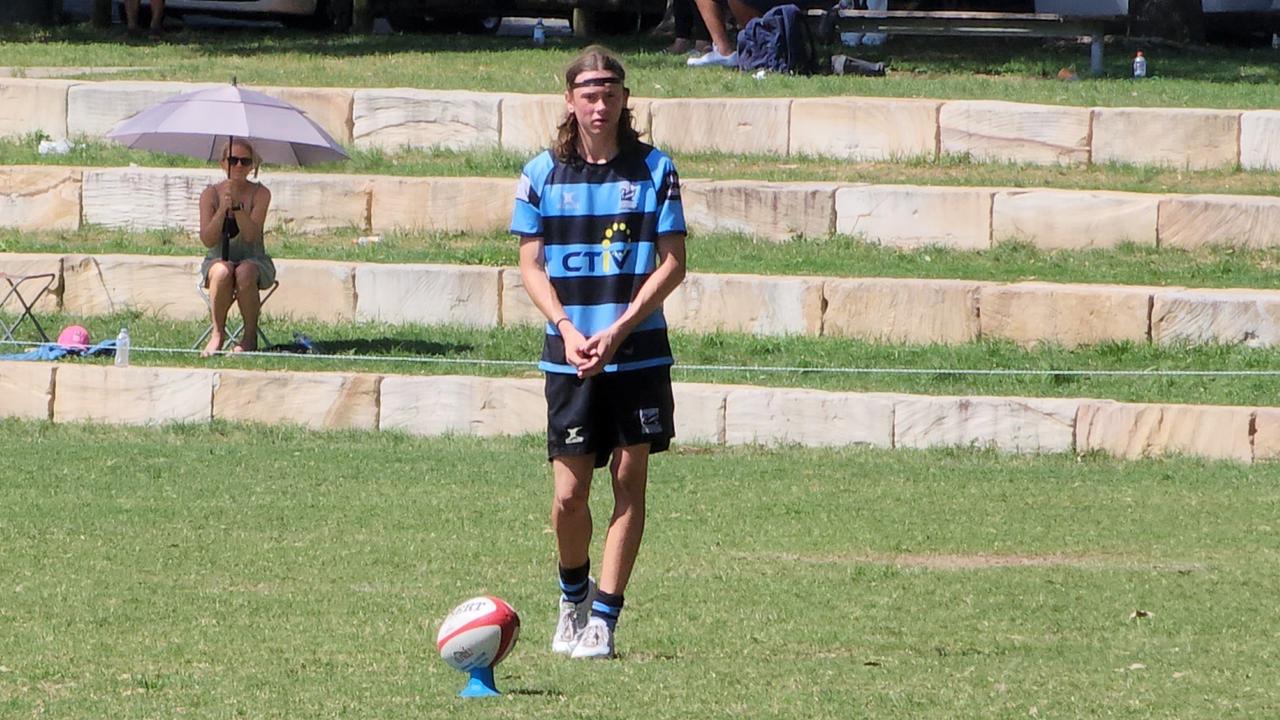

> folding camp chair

[
  {"left": 192, "top": 279, "right": 279, "bottom": 352},
  {"left": 0, "top": 271, "right": 56, "bottom": 345}
]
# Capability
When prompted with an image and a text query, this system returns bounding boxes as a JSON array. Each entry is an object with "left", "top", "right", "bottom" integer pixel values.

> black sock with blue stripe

[
  {"left": 590, "top": 589, "right": 624, "bottom": 630},
  {"left": 558, "top": 561, "right": 590, "bottom": 605}
]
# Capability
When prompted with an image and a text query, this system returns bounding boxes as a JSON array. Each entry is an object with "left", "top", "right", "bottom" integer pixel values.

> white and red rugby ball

[{"left": 436, "top": 596, "right": 521, "bottom": 672}]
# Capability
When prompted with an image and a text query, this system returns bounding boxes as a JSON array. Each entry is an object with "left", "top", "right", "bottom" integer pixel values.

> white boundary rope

[{"left": 3, "top": 339, "right": 1279, "bottom": 377}]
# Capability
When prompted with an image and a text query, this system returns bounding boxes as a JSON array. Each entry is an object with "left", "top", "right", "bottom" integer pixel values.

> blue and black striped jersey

[{"left": 511, "top": 143, "right": 686, "bottom": 375}]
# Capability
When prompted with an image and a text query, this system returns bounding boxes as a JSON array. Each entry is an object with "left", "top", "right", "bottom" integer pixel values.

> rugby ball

[{"left": 436, "top": 596, "right": 520, "bottom": 672}]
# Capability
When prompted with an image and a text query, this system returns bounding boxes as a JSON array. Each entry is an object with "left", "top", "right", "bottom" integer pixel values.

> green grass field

[
  {"left": 1, "top": 419, "right": 1277, "bottom": 718},
  {"left": 4, "top": 24, "right": 1280, "bottom": 109}
]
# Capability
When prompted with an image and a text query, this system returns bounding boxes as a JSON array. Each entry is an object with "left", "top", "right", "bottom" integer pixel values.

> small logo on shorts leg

[
  {"left": 565, "top": 426, "right": 585, "bottom": 445},
  {"left": 639, "top": 408, "right": 662, "bottom": 435}
]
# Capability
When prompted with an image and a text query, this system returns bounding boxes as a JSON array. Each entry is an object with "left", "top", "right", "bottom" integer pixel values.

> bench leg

[{"left": 1090, "top": 35, "right": 1104, "bottom": 76}]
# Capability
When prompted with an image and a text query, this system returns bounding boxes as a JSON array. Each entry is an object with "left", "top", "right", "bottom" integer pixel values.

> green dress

[{"left": 199, "top": 182, "right": 276, "bottom": 289}]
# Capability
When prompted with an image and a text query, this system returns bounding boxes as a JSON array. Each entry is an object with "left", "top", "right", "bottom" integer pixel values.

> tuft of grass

[{"left": 0, "top": 419, "right": 1278, "bottom": 718}]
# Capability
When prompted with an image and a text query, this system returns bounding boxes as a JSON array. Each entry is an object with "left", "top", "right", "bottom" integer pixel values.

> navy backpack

[{"left": 736, "top": 4, "right": 820, "bottom": 75}]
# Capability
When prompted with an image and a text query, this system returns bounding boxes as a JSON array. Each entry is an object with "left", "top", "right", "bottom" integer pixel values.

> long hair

[{"left": 553, "top": 45, "right": 640, "bottom": 164}]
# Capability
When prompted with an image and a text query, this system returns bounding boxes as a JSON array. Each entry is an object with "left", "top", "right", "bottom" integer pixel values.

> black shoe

[{"left": 831, "top": 54, "right": 886, "bottom": 77}]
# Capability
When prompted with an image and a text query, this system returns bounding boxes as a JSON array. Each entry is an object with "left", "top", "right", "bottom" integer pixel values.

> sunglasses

[{"left": 226, "top": 155, "right": 254, "bottom": 167}]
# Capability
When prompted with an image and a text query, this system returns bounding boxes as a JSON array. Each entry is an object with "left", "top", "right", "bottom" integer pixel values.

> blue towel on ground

[{"left": 0, "top": 339, "right": 117, "bottom": 361}]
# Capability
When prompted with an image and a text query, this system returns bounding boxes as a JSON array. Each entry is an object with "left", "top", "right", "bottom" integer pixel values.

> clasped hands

[{"left": 561, "top": 322, "right": 623, "bottom": 379}]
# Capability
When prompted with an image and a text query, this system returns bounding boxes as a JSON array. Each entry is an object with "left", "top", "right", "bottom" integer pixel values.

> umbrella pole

[{"left": 221, "top": 134, "right": 232, "bottom": 263}]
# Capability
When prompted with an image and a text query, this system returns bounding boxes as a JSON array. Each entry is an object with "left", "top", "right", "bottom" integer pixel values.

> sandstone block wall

[
  {"left": 353, "top": 89, "right": 501, "bottom": 151},
  {"left": 20, "top": 247, "right": 1280, "bottom": 350},
  {"left": 1240, "top": 110, "right": 1280, "bottom": 172},
  {"left": 1151, "top": 288, "right": 1280, "bottom": 347},
  {"left": 213, "top": 370, "right": 379, "bottom": 430},
  {"left": 269, "top": 259, "right": 358, "bottom": 322},
  {"left": 66, "top": 81, "right": 215, "bottom": 138},
  {"left": 835, "top": 185, "right": 993, "bottom": 249},
  {"left": 1075, "top": 400, "right": 1254, "bottom": 462},
  {"left": 61, "top": 253, "right": 206, "bottom": 320},
  {"left": 354, "top": 263, "right": 501, "bottom": 327},
  {"left": 649, "top": 98, "right": 790, "bottom": 156},
  {"left": 940, "top": 100, "right": 1091, "bottom": 166},
  {"left": 52, "top": 364, "right": 213, "bottom": 425},
  {"left": 681, "top": 180, "right": 839, "bottom": 241},
  {"left": 380, "top": 375, "right": 544, "bottom": 437},
  {"left": 822, "top": 277, "right": 985, "bottom": 345},
  {"left": 0, "top": 79, "right": 1259, "bottom": 173},
  {"left": 82, "top": 167, "right": 221, "bottom": 233},
  {"left": 0, "top": 78, "right": 76, "bottom": 141},
  {"left": 723, "top": 387, "right": 896, "bottom": 448},
  {"left": 0, "top": 166, "right": 82, "bottom": 232},
  {"left": 894, "top": 395, "right": 1081, "bottom": 454},
  {"left": 0, "top": 362, "right": 55, "bottom": 420},
  {"left": 979, "top": 282, "right": 1156, "bottom": 348},
  {"left": 664, "top": 272, "right": 824, "bottom": 336},
  {"left": 1157, "top": 194, "right": 1280, "bottom": 250},
  {"left": 0, "top": 253, "right": 62, "bottom": 313},
  {"left": 260, "top": 85, "right": 355, "bottom": 147},
  {"left": 1092, "top": 107, "right": 1240, "bottom": 170},
  {"left": 789, "top": 97, "right": 939, "bottom": 161},
  {"left": 992, "top": 190, "right": 1159, "bottom": 249},
  {"left": 8, "top": 359, "right": 1280, "bottom": 463},
  {"left": 368, "top": 176, "right": 514, "bottom": 233},
  {"left": 14, "top": 163, "right": 1280, "bottom": 252}
]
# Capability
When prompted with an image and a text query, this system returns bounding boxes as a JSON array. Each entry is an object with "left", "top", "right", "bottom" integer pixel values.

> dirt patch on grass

[{"left": 739, "top": 551, "right": 1203, "bottom": 572}]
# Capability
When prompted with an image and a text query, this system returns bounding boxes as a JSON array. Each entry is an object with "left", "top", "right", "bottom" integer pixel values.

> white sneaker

[
  {"left": 551, "top": 578, "right": 595, "bottom": 655},
  {"left": 569, "top": 616, "right": 615, "bottom": 660},
  {"left": 686, "top": 49, "right": 739, "bottom": 68}
]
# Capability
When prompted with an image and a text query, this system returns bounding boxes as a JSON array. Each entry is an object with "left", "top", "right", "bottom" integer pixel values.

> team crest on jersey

[
  {"left": 619, "top": 182, "right": 638, "bottom": 211},
  {"left": 601, "top": 222, "right": 630, "bottom": 273}
]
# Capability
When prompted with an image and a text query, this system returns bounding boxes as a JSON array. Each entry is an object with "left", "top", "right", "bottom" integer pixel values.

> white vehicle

[{"left": 129, "top": 0, "right": 666, "bottom": 33}]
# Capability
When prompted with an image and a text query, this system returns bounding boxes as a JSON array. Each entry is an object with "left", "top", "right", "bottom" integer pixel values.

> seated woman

[{"left": 197, "top": 139, "right": 275, "bottom": 357}]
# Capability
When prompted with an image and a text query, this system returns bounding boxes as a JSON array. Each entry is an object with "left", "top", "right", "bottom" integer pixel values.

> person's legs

[
  {"left": 203, "top": 261, "right": 234, "bottom": 356},
  {"left": 150, "top": 0, "right": 165, "bottom": 32},
  {"left": 232, "top": 262, "right": 260, "bottom": 351},
  {"left": 550, "top": 453, "right": 596, "bottom": 654},
  {"left": 123, "top": 0, "right": 141, "bottom": 30},
  {"left": 571, "top": 444, "right": 649, "bottom": 659},
  {"left": 552, "top": 454, "right": 595, "bottom": 570},
  {"left": 667, "top": 0, "right": 710, "bottom": 53},
  {"left": 691, "top": 0, "right": 735, "bottom": 57},
  {"left": 598, "top": 444, "right": 650, "bottom": 596}
]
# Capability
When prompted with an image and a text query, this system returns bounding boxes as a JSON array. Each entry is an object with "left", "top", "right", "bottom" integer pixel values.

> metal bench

[{"left": 808, "top": 9, "right": 1122, "bottom": 75}]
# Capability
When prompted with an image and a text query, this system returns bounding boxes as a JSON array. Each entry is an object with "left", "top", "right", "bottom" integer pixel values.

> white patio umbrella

[{"left": 106, "top": 82, "right": 349, "bottom": 165}]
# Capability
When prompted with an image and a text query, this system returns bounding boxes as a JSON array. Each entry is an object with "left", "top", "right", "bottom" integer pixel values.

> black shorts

[{"left": 545, "top": 365, "right": 676, "bottom": 469}]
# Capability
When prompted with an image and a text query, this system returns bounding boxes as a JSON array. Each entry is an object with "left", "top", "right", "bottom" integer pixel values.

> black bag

[{"left": 736, "top": 4, "right": 820, "bottom": 75}]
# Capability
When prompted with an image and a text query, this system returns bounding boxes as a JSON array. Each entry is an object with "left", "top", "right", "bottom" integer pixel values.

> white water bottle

[
  {"left": 115, "top": 327, "right": 130, "bottom": 368},
  {"left": 532, "top": 18, "right": 546, "bottom": 45},
  {"left": 1133, "top": 51, "right": 1147, "bottom": 79}
]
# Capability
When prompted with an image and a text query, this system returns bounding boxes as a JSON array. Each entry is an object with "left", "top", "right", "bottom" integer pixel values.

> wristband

[{"left": 553, "top": 317, "right": 570, "bottom": 330}]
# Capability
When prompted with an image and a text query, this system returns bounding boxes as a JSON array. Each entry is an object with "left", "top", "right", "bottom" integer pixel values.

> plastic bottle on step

[
  {"left": 1133, "top": 51, "right": 1147, "bottom": 79},
  {"left": 532, "top": 18, "right": 546, "bottom": 45},
  {"left": 115, "top": 327, "right": 130, "bottom": 368}
]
